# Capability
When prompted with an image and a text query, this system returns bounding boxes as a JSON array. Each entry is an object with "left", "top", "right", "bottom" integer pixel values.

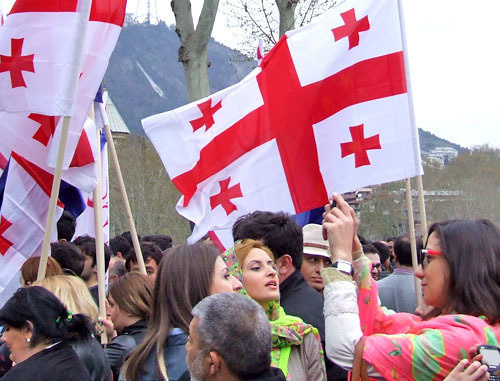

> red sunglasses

[{"left": 421, "top": 249, "right": 442, "bottom": 268}]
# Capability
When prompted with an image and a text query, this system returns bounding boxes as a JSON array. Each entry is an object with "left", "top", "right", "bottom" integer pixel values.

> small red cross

[
  {"left": 210, "top": 177, "right": 243, "bottom": 215},
  {"left": 190, "top": 98, "right": 222, "bottom": 132},
  {"left": 0, "top": 38, "right": 35, "bottom": 88},
  {"left": 30, "top": 113, "right": 58, "bottom": 146},
  {"left": 340, "top": 124, "right": 381, "bottom": 168},
  {"left": 0, "top": 216, "right": 14, "bottom": 256},
  {"left": 332, "top": 8, "right": 370, "bottom": 50}
]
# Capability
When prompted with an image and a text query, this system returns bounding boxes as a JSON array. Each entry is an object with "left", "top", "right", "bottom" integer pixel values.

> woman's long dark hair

[
  {"left": 428, "top": 219, "right": 500, "bottom": 323},
  {"left": 122, "top": 242, "right": 219, "bottom": 380}
]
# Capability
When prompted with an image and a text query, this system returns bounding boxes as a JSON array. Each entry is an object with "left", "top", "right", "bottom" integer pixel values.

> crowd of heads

[{"left": 0, "top": 203, "right": 499, "bottom": 381}]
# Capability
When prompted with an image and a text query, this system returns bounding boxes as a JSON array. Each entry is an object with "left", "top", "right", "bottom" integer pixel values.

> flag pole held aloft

[{"left": 37, "top": 116, "right": 71, "bottom": 281}]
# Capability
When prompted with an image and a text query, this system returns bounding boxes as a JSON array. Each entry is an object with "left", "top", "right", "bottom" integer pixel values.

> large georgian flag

[
  {"left": 0, "top": 153, "right": 63, "bottom": 298},
  {"left": 0, "top": 0, "right": 126, "bottom": 189},
  {"left": 143, "top": 0, "right": 423, "bottom": 243},
  {"left": 0, "top": 0, "right": 91, "bottom": 116}
]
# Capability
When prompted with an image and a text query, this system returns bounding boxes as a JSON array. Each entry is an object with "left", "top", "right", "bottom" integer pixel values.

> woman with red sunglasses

[{"left": 321, "top": 194, "right": 500, "bottom": 381}]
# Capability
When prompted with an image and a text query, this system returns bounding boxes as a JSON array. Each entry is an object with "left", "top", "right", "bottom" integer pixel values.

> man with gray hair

[{"left": 186, "top": 293, "right": 285, "bottom": 381}]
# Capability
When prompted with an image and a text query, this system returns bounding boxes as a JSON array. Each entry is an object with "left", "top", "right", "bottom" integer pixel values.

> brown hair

[
  {"left": 122, "top": 242, "right": 219, "bottom": 380},
  {"left": 21, "top": 257, "right": 63, "bottom": 286},
  {"left": 235, "top": 239, "right": 274, "bottom": 267},
  {"left": 109, "top": 272, "right": 153, "bottom": 320}
]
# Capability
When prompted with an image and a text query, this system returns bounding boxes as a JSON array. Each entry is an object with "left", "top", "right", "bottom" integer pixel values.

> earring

[{"left": 26, "top": 338, "right": 30, "bottom": 343}]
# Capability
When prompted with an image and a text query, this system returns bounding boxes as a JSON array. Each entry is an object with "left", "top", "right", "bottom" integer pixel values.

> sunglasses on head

[{"left": 420, "top": 249, "right": 442, "bottom": 268}]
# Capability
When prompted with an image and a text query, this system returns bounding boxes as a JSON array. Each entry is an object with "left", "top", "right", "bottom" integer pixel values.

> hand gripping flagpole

[
  {"left": 397, "top": 0, "right": 424, "bottom": 306},
  {"left": 101, "top": 97, "right": 145, "bottom": 275},
  {"left": 37, "top": 117, "right": 71, "bottom": 281},
  {"left": 90, "top": 104, "right": 108, "bottom": 344}
]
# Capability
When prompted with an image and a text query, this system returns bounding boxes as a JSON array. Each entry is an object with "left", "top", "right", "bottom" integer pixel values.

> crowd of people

[{"left": 0, "top": 195, "right": 499, "bottom": 381}]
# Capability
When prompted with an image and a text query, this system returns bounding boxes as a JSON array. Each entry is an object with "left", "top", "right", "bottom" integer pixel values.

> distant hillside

[
  {"left": 105, "top": 22, "right": 463, "bottom": 153},
  {"left": 418, "top": 129, "right": 464, "bottom": 152},
  {"left": 104, "top": 22, "right": 256, "bottom": 135}
]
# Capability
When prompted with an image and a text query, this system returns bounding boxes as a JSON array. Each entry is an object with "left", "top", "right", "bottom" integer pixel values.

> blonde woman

[{"left": 35, "top": 275, "right": 98, "bottom": 321}]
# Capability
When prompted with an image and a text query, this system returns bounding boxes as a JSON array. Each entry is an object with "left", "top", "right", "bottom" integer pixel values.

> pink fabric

[{"left": 357, "top": 259, "right": 500, "bottom": 380}]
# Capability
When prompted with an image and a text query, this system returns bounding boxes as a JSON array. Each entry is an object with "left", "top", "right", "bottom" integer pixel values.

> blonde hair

[{"left": 34, "top": 275, "right": 98, "bottom": 321}]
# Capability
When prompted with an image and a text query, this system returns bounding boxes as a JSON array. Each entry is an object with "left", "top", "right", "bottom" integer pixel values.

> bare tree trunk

[
  {"left": 171, "top": 0, "right": 220, "bottom": 102},
  {"left": 275, "top": 0, "right": 299, "bottom": 37}
]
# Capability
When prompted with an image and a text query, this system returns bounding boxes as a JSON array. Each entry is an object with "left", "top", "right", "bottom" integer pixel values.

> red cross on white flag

[
  {"left": 0, "top": 0, "right": 92, "bottom": 116},
  {"left": 143, "top": 0, "right": 423, "bottom": 243}
]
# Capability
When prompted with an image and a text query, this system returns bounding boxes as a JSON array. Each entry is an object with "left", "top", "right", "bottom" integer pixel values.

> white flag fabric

[
  {"left": 0, "top": 152, "right": 62, "bottom": 296},
  {"left": 74, "top": 99, "right": 110, "bottom": 243},
  {"left": 0, "top": 0, "right": 91, "bottom": 116},
  {"left": 143, "top": 0, "right": 422, "bottom": 243},
  {"left": 47, "top": 0, "right": 126, "bottom": 170}
]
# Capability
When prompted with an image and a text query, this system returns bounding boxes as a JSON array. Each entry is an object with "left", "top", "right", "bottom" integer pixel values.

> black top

[
  {"left": 1, "top": 341, "right": 91, "bottom": 381},
  {"left": 279, "top": 269, "right": 348, "bottom": 381},
  {"left": 247, "top": 366, "right": 286, "bottom": 380},
  {"left": 105, "top": 319, "right": 148, "bottom": 381}
]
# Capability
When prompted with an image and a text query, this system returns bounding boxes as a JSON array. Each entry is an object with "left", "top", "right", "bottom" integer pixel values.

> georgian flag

[
  {"left": 47, "top": 0, "right": 126, "bottom": 170},
  {"left": 0, "top": 0, "right": 126, "bottom": 187},
  {"left": 143, "top": 0, "right": 423, "bottom": 243},
  {"left": 0, "top": 113, "right": 99, "bottom": 192},
  {"left": 0, "top": 0, "right": 91, "bottom": 116},
  {"left": 74, "top": 94, "right": 110, "bottom": 244},
  {"left": 0, "top": 153, "right": 63, "bottom": 297}
]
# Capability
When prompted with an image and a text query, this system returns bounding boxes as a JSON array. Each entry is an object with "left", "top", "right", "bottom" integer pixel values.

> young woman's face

[
  {"left": 241, "top": 248, "right": 279, "bottom": 305},
  {"left": 415, "top": 232, "right": 449, "bottom": 310},
  {"left": 0, "top": 324, "right": 30, "bottom": 364},
  {"left": 107, "top": 294, "right": 127, "bottom": 333},
  {"left": 209, "top": 256, "right": 242, "bottom": 295}
]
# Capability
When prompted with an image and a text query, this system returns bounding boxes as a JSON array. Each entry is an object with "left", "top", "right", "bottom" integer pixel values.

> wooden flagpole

[
  {"left": 416, "top": 175, "right": 428, "bottom": 242},
  {"left": 405, "top": 178, "right": 422, "bottom": 306},
  {"left": 397, "top": 0, "right": 425, "bottom": 304},
  {"left": 91, "top": 107, "right": 108, "bottom": 344},
  {"left": 37, "top": 117, "right": 71, "bottom": 281},
  {"left": 102, "top": 105, "right": 145, "bottom": 275}
]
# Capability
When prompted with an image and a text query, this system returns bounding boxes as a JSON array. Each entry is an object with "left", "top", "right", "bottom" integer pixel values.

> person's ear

[
  {"left": 206, "top": 351, "right": 221, "bottom": 376},
  {"left": 24, "top": 321, "right": 34, "bottom": 342},
  {"left": 276, "top": 254, "right": 293, "bottom": 275}
]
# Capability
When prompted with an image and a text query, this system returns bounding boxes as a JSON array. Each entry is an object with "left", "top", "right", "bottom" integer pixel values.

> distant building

[{"left": 424, "top": 147, "right": 458, "bottom": 166}]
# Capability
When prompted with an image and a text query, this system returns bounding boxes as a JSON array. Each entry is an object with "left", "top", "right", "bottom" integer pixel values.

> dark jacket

[
  {"left": 0, "top": 343, "right": 12, "bottom": 377},
  {"left": 67, "top": 316, "right": 112, "bottom": 381},
  {"left": 246, "top": 366, "right": 286, "bottom": 380},
  {"left": 1, "top": 341, "right": 91, "bottom": 381},
  {"left": 119, "top": 328, "right": 188, "bottom": 381},
  {"left": 105, "top": 319, "right": 148, "bottom": 381},
  {"left": 279, "top": 269, "right": 348, "bottom": 381}
]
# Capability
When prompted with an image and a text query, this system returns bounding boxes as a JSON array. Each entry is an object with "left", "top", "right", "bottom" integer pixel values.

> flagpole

[
  {"left": 37, "top": 116, "right": 71, "bottom": 281},
  {"left": 397, "top": 0, "right": 425, "bottom": 304},
  {"left": 416, "top": 175, "right": 428, "bottom": 241},
  {"left": 405, "top": 178, "right": 422, "bottom": 306},
  {"left": 103, "top": 122, "right": 146, "bottom": 275},
  {"left": 91, "top": 108, "right": 108, "bottom": 345}
]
